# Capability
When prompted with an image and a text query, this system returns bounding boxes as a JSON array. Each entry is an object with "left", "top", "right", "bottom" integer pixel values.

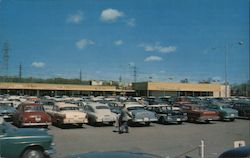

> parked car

[
  {"left": 179, "top": 103, "right": 219, "bottom": 123},
  {"left": 232, "top": 101, "right": 250, "bottom": 119},
  {"left": 48, "top": 102, "right": 87, "bottom": 127},
  {"left": 0, "top": 117, "right": 55, "bottom": 158},
  {"left": 146, "top": 104, "right": 187, "bottom": 124},
  {"left": 0, "top": 101, "right": 16, "bottom": 121},
  {"left": 13, "top": 103, "right": 51, "bottom": 128},
  {"left": 124, "top": 102, "right": 158, "bottom": 126},
  {"left": 206, "top": 102, "right": 238, "bottom": 121},
  {"left": 83, "top": 102, "right": 116, "bottom": 126}
]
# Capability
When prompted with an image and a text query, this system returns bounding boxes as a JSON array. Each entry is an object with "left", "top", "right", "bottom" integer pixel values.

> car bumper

[
  {"left": 164, "top": 116, "right": 188, "bottom": 122},
  {"left": 22, "top": 122, "right": 52, "bottom": 126},
  {"left": 63, "top": 118, "right": 86, "bottom": 124},
  {"left": 44, "top": 147, "right": 56, "bottom": 156},
  {"left": 132, "top": 118, "right": 158, "bottom": 122}
]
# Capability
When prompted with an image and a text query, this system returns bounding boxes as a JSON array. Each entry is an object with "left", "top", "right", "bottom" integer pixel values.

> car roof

[
  {"left": 87, "top": 102, "right": 109, "bottom": 108},
  {"left": 55, "top": 102, "right": 78, "bottom": 108}
]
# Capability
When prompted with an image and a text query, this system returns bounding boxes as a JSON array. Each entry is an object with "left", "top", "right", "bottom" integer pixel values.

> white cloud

[
  {"left": 144, "top": 56, "right": 163, "bottom": 62},
  {"left": 126, "top": 18, "right": 136, "bottom": 27},
  {"left": 67, "top": 11, "right": 84, "bottom": 24},
  {"left": 100, "top": 8, "right": 123, "bottom": 22},
  {"left": 32, "top": 62, "right": 45, "bottom": 68},
  {"left": 76, "top": 39, "right": 95, "bottom": 49},
  {"left": 139, "top": 43, "right": 176, "bottom": 53},
  {"left": 114, "top": 40, "right": 123, "bottom": 46}
]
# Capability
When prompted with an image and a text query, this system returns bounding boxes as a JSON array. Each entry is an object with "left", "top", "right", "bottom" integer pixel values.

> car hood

[
  {"left": 65, "top": 151, "right": 163, "bottom": 158},
  {"left": 222, "top": 108, "right": 238, "bottom": 114}
]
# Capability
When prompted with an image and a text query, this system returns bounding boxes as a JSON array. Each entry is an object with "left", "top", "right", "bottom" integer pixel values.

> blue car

[
  {"left": 0, "top": 102, "right": 16, "bottom": 121},
  {"left": 124, "top": 102, "right": 158, "bottom": 126}
]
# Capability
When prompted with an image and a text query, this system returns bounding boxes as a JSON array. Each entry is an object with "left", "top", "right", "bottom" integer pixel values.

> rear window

[
  {"left": 96, "top": 106, "right": 109, "bottom": 110},
  {"left": 60, "top": 107, "right": 79, "bottom": 111},
  {"left": 24, "top": 105, "right": 44, "bottom": 112}
]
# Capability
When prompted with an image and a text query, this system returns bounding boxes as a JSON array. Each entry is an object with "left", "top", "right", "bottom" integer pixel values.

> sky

[{"left": 0, "top": 0, "right": 249, "bottom": 84}]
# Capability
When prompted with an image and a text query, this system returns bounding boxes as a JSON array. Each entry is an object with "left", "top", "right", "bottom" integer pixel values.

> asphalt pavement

[{"left": 48, "top": 119, "right": 250, "bottom": 158}]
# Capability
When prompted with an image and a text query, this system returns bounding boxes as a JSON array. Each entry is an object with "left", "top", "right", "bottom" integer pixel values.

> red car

[{"left": 13, "top": 103, "right": 51, "bottom": 128}]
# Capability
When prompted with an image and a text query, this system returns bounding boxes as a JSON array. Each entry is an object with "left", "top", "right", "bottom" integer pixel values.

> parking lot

[{"left": 48, "top": 119, "right": 249, "bottom": 158}]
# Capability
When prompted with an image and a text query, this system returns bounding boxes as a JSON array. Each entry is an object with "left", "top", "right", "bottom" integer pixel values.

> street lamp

[{"left": 213, "top": 41, "right": 243, "bottom": 98}]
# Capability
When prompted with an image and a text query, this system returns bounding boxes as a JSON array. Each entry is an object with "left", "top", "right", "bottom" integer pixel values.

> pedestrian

[{"left": 119, "top": 104, "right": 132, "bottom": 134}]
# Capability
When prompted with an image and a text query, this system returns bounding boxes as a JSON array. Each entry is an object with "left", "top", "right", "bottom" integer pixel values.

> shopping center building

[{"left": 0, "top": 82, "right": 229, "bottom": 97}]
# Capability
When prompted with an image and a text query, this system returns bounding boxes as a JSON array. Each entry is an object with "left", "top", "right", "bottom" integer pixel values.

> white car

[
  {"left": 48, "top": 102, "right": 88, "bottom": 127},
  {"left": 83, "top": 102, "right": 116, "bottom": 126}
]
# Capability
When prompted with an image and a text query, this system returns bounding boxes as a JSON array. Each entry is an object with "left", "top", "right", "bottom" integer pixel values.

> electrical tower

[
  {"left": 1, "top": 42, "right": 9, "bottom": 77},
  {"left": 133, "top": 65, "right": 137, "bottom": 83}
]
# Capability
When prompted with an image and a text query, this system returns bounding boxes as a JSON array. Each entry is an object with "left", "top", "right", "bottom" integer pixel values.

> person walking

[{"left": 119, "top": 104, "right": 132, "bottom": 134}]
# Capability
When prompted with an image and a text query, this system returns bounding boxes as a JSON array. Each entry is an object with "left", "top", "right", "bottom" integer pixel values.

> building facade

[{"left": 132, "top": 82, "right": 229, "bottom": 97}]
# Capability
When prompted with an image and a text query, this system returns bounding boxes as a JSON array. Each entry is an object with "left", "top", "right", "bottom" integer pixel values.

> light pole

[{"left": 214, "top": 41, "right": 243, "bottom": 98}]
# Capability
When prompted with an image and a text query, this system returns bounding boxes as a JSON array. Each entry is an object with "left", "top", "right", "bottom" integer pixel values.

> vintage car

[
  {"left": 179, "top": 103, "right": 219, "bottom": 123},
  {"left": 124, "top": 102, "right": 158, "bottom": 126},
  {"left": 0, "top": 101, "right": 16, "bottom": 121},
  {"left": 232, "top": 101, "right": 250, "bottom": 119},
  {"left": 206, "top": 102, "right": 238, "bottom": 121},
  {"left": 146, "top": 104, "right": 187, "bottom": 124},
  {"left": 13, "top": 103, "right": 51, "bottom": 128},
  {"left": 83, "top": 102, "right": 116, "bottom": 126},
  {"left": 0, "top": 117, "right": 55, "bottom": 158},
  {"left": 48, "top": 102, "right": 88, "bottom": 127}
]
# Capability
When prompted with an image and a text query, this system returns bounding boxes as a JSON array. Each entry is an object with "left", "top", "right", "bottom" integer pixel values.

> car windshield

[
  {"left": 96, "top": 106, "right": 109, "bottom": 110},
  {"left": 127, "top": 106, "right": 145, "bottom": 111},
  {"left": 0, "top": 103, "right": 13, "bottom": 107},
  {"left": 60, "top": 107, "right": 79, "bottom": 111},
  {"left": 24, "top": 105, "right": 44, "bottom": 112}
]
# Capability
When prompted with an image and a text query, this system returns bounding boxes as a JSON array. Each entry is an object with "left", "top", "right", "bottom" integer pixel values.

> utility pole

[
  {"left": 79, "top": 69, "right": 82, "bottom": 81},
  {"left": 19, "top": 63, "right": 22, "bottom": 80}
]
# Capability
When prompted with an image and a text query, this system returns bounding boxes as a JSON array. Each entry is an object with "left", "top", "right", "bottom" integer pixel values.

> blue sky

[{"left": 0, "top": 0, "right": 249, "bottom": 84}]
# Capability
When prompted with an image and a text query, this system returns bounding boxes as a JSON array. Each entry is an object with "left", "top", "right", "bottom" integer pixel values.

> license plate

[
  {"left": 3, "top": 115, "right": 9, "bottom": 118},
  {"left": 35, "top": 117, "right": 41, "bottom": 122},
  {"left": 177, "top": 118, "right": 181, "bottom": 121},
  {"left": 231, "top": 114, "right": 235, "bottom": 116},
  {"left": 144, "top": 118, "right": 149, "bottom": 121}
]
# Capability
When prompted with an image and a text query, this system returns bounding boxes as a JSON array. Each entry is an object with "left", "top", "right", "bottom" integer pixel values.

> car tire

[
  {"left": 159, "top": 117, "right": 165, "bottom": 124},
  {"left": 22, "top": 149, "right": 45, "bottom": 158},
  {"left": 145, "top": 122, "right": 150, "bottom": 126},
  {"left": 177, "top": 121, "right": 182, "bottom": 125},
  {"left": 78, "top": 123, "right": 83, "bottom": 127},
  {"left": 229, "top": 118, "right": 235, "bottom": 122}
]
